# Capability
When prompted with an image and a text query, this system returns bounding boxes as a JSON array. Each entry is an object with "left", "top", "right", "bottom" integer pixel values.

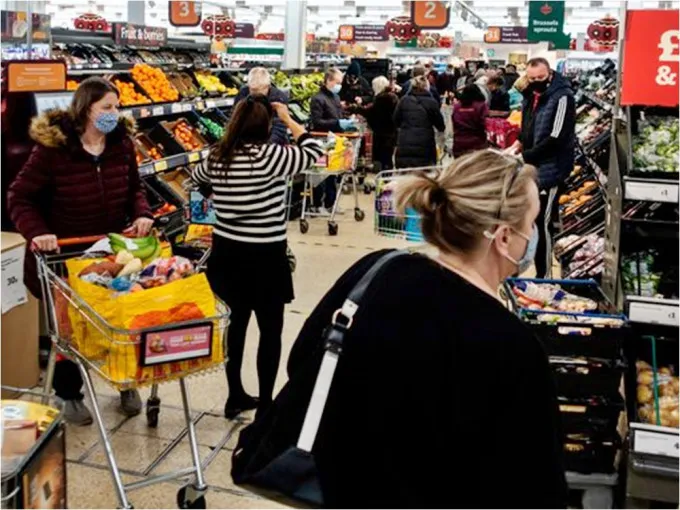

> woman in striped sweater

[{"left": 193, "top": 95, "right": 323, "bottom": 419}]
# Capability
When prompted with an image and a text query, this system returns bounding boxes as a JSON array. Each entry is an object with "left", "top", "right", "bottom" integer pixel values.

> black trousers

[
  {"left": 226, "top": 301, "right": 285, "bottom": 404},
  {"left": 53, "top": 359, "right": 84, "bottom": 401},
  {"left": 312, "top": 175, "right": 338, "bottom": 209},
  {"left": 535, "top": 186, "right": 560, "bottom": 279}
]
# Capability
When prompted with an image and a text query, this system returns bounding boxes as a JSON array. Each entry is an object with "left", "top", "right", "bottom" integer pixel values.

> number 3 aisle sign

[
  {"left": 621, "top": 9, "right": 679, "bottom": 106},
  {"left": 169, "top": 1, "right": 201, "bottom": 27},
  {"left": 411, "top": 1, "right": 451, "bottom": 30}
]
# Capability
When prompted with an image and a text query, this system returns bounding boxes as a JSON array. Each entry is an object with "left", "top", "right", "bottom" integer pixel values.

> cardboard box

[{"left": 2, "top": 232, "right": 40, "bottom": 397}]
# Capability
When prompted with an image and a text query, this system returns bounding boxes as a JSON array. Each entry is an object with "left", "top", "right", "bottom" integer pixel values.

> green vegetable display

[
  {"left": 622, "top": 249, "right": 661, "bottom": 297},
  {"left": 273, "top": 71, "right": 324, "bottom": 112},
  {"left": 632, "top": 116, "right": 679, "bottom": 173},
  {"left": 199, "top": 116, "right": 225, "bottom": 139}
]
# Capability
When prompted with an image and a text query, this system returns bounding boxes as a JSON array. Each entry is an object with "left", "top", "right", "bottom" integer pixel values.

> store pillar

[
  {"left": 127, "top": 0, "right": 145, "bottom": 24},
  {"left": 283, "top": 0, "right": 307, "bottom": 70}
]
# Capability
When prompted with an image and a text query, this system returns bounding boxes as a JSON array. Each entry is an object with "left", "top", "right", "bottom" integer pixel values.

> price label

[
  {"left": 182, "top": 103, "right": 193, "bottom": 112},
  {"left": 138, "top": 108, "right": 150, "bottom": 119},
  {"left": 195, "top": 101, "right": 205, "bottom": 110},
  {"left": 152, "top": 106, "right": 165, "bottom": 117},
  {"left": 628, "top": 299, "right": 679, "bottom": 326},
  {"left": 201, "top": 148, "right": 210, "bottom": 158},
  {"left": 139, "top": 164, "right": 154, "bottom": 176},
  {"left": 154, "top": 160, "right": 169, "bottom": 172},
  {"left": 225, "top": 97, "right": 235, "bottom": 106},
  {"left": 205, "top": 100, "right": 216, "bottom": 109},
  {"left": 171, "top": 103, "right": 182, "bottom": 113},
  {"left": 625, "top": 180, "right": 679, "bottom": 203},
  {"left": 74, "top": 64, "right": 83, "bottom": 70},
  {"left": 91, "top": 64, "right": 99, "bottom": 69},
  {"left": 634, "top": 429, "right": 680, "bottom": 458},
  {"left": 188, "top": 152, "right": 201, "bottom": 163}
]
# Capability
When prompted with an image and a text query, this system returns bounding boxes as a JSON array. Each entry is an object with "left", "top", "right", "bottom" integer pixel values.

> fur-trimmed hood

[{"left": 29, "top": 109, "right": 136, "bottom": 149}]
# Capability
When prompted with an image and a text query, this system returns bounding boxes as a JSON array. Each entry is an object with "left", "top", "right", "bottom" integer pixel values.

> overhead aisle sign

[
  {"left": 527, "top": 1, "right": 571, "bottom": 49},
  {"left": 411, "top": 1, "right": 451, "bottom": 30},
  {"left": 621, "top": 9, "right": 679, "bottom": 107},
  {"left": 169, "top": 1, "right": 201, "bottom": 27}
]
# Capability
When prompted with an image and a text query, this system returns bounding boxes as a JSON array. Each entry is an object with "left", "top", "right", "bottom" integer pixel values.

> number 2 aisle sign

[
  {"left": 411, "top": 1, "right": 450, "bottom": 30},
  {"left": 621, "top": 9, "right": 679, "bottom": 106}
]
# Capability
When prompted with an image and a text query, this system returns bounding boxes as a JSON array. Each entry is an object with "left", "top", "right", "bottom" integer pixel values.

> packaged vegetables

[
  {"left": 636, "top": 360, "right": 679, "bottom": 428},
  {"left": 621, "top": 249, "right": 662, "bottom": 298},
  {"left": 632, "top": 116, "right": 679, "bottom": 173}
]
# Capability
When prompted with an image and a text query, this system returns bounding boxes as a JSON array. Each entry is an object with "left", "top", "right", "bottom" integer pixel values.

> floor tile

[
  {"left": 209, "top": 490, "right": 293, "bottom": 509},
  {"left": 148, "top": 438, "right": 211, "bottom": 478},
  {"left": 67, "top": 462, "right": 140, "bottom": 509},
  {"left": 194, "top": 413, "right": 241, "bottom": 448},
  {"left": 118, "top": 405, "right": 195, "bottom": 441},
  {"left": 83, "top": 431, "right": 172, "bottom": 473},
  {"left": 65, "top": 395, "right": 127, "bottom": 461}
]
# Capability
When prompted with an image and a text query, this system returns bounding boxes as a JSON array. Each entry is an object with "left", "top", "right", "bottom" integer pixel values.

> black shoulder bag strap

[{"left": 297, "top": 249, "right": 410, "bottom": 452}]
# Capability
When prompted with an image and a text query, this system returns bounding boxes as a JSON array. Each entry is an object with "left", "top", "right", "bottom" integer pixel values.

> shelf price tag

[
  {"left": 154, "top": 160, "right": 169, "bottom": 172},
  {"left": 188, "top": 152, "right": 201, "bottom": 163},
  {"left": 628, "top": 300, "right": 679, "bottom": 327},
  {"left": 634, "top": 429, "right": 680, "bottom": 458},
  {"left": 225, "top": 97, "right": 235, "bottom": 106},
  {"left": 195, "top": 101, "right": 205, "bottom": 111},
  {"left": 625, "top": 180, "right": 679, "bottom": 203},
  {"left": 152, "top": 106, "right": 165, "bottom": 117},
  {"left": 201, "top": 148, "right": 210, "bottom": 158},
  {"left": 205, "top": 99, "right": 216, "bottom": 109},
  {"left": 171, "top": 103, "right": 182, "bottom": 113},
  {"left": 182, "top": 103, "right": 193, "bottom": 112},
  {"left": 139, "top": 164, "right": 154, "bottom": 176}
]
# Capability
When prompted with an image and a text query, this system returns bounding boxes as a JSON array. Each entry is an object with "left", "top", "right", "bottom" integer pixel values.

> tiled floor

[{"left": 65, "top": 192, "right": 410, "bottom": 508}]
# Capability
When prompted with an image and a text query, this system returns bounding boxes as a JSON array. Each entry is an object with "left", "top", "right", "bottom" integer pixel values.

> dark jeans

[
  {"left": 226, "top": 301, "right": 285, "bottom": 404},
  {"left": 53, "top": 359, "right": 84, "bottom": 401},
  {"left": 313, "top": 175, "right": 338, "bottom": 209},
  {"left": 535, "top": 186, "right": 560, "bottom": 279}
]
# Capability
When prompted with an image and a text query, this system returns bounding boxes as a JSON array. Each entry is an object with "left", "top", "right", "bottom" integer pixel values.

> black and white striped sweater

[{"left": 193, "top": 134, "right": 324, "bottom": 243}]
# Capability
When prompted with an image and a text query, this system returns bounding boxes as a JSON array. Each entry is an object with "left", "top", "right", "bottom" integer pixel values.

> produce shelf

[
  {"left": 626, "top": 296, "right": 679, "bottom": 327},
  {"left": 624, "top": 177, "right": 679, "bottom": 204},
  {"left": 121, "top": 97, "right": 235, "bottom": 119},
  {"left": 138, "top": 148, "right": 210, "bottom": 176}
]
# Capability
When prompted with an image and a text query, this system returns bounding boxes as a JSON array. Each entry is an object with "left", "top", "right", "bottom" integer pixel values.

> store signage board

[
  {"left": 411, "top": 1, "right": 450, "bottom": 30},
  {"left": 484, "top": 26, "right": 535, "bottom": 44},
  {"left": 140, "top": 322, "right": 213, "bottom": 366},
  {"left": 338, "top": 25, "right": 387, "bottom": 42},
  {"left": 7, "top": 61, "right": 66, "bottom": 93},
  {"left": 1, "top": 10, "right": 51, "bottom": 43},
  {"left": 527, "top": 1, "right": 571, "bottom": 49},
  {"left": 620, "top": 10, "right": 679, "bottom": 107},
  {"left": 235, "top": 23, "right": 255, "bottom": 38},
  {"left": 625, "top": 179, "right": 679, "bottom": 203},
  {"left": 169, "top": 1, "right": 201, "bottom": 27},
  {"left": 113, "top": 23, "right": 167, "bottom": 48}
]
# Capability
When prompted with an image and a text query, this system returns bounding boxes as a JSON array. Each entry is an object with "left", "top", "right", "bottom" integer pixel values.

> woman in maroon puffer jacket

[
  {"left": 8, "top": 77, "right": 153, "bottom": 426},
  {"left": 452, "top": 84, "right": 489, "bottom": 158}
]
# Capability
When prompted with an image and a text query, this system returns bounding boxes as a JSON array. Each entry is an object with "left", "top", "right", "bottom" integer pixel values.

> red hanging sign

[{"left": 621, "top": 9, "right": 679, "bottom": 107}]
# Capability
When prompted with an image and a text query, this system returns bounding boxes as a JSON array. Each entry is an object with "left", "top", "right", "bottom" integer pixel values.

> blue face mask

[
  {"left": 330, "top": 83, "right": 342, "bottom": 94},
  {"left": 508, "top": 224, "right": 538, "bottom": 274},
  {"left": 94, "top": 112, "right": 119, "bottom": 134}
]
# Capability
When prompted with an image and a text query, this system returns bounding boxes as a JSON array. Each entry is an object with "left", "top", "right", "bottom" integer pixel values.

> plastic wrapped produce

[{"left": 632, "top": 116, "right": 679, "bottom": 173}]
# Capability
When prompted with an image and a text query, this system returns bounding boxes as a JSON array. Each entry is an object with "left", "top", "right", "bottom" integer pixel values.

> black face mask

[{"left": 527, "top": 78, "right": 550, "bottom": 94}]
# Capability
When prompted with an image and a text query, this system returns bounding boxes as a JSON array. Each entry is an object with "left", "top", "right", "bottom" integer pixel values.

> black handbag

[{"left": 231, "top": 250, "right": 410, "bottom": 507}]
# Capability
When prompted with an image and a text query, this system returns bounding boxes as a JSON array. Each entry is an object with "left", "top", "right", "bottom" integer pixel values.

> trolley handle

[{"left": 310, "top": 131, "right": 361, "bottom": 139}]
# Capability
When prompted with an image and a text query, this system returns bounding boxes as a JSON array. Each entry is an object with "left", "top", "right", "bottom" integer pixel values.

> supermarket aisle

[{"left": 65, "top": 192, "right": 409, "bottom": 509}]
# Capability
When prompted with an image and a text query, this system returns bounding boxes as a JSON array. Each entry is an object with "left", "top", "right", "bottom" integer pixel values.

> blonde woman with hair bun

[{"left": 285, "top": 149, "right": 568, "bottom": 508}]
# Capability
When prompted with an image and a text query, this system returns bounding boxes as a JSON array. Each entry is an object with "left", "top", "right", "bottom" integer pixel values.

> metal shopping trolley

[
  {"left": 1, "top": 388, "right": 65, "bottom": 509},
  {"left": 297, "top": 131, "right": 366, "bottom": 236},
  {"left": 36, "top": 236, "right": 229, "bottom": 509},
  {"left": 374, "top": 166, "right": 442, "bottom": 241}
]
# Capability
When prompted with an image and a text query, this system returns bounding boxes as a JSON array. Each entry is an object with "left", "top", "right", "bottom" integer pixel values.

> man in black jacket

[
  {"left": 510, "top": 57, "right": 575, "bottom": 278},
  {"left": 339, "top": 61, "right": 373, "bottom": 107},
  {"left": 310, "top": 68, "right": 354, "bottom": 211}
]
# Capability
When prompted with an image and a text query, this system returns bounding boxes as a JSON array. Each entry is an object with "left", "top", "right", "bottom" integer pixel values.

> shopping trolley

[
  {"left": 297, "top": 131, "right": 366, "bottom": 236},
  {"left": 36, "top": 236, "right": 229, "bottom": 509},
  {"left": 374, "top": 166, "right": 442, "bottom": 241},
  {"left": 1, "top": 388, "right": 65, "bottom": 509}
]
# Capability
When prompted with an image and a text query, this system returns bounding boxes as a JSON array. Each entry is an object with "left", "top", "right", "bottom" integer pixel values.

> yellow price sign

[
  {"left": 154, "top": 160, "right": 169, "bottom": 172},
  {"left": 188, "top": 152, "right": 201, "bottom": 163}
]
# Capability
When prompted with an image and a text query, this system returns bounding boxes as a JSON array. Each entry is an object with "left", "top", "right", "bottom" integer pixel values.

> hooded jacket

[
  {"left": 339, "top": 62, "right": 373, "bottom": 106},
  {"left": 310, "top": 86, "right": 344, "bottom": 133},
  {"left": 394, "top": 89, "right": 445, "bottom": 169},
  {"left": 8, "top": 110, "right": 151, "bottom": 296},
  {"left": 520, "top": 71, "right": 576, "bottom": 190}
]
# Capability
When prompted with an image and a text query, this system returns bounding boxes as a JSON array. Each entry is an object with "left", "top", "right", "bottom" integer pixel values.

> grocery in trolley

[
  {"left": 36, "top": 234, "right": 229, "bottom": 509},
  {"left": 297, "top": 131, "right": 366, "bottom": 236}
]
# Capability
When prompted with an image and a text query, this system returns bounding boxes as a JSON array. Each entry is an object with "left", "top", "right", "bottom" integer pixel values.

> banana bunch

[{"left": 109, "top": 234, "right": 161, "bottom": 263}]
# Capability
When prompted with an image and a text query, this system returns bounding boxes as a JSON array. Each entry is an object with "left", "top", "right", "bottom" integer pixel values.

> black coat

[
  {"left": 394, "top": 90, "right": 445, "bottom": 168},
  {"left": 353, "top": 91, "right": 398, "bottom": 168},
  {"left": 310, "top": 87, "right": 343, "bottom": 132},
  {"left": 339, "top": 76, "right": 373, "bottom": 106}
]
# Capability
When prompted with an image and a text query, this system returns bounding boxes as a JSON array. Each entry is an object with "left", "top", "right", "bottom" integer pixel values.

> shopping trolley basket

[
  {"left": 296, "top": 131, "right": 366, "bottom": 236},
  {"left": 374, "top": 166, "right": 442, "bottom": 241},
  {"left": 36, "top": 236, "right": 229, "bottom": 509}
]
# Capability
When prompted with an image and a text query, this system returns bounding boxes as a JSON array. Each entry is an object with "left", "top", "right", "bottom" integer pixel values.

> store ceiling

[{"left": 45, "top": 0, "right": 680, "bottom": 40}]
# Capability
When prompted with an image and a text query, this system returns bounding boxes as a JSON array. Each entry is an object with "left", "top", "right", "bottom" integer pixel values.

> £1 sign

[{"left": 621, "top": 10, "right": 679, "bottom": 106}]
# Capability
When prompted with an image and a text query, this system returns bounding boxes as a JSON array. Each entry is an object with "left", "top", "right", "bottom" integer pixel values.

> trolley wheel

[
  {"left": 354, "top": 208, "right": 365, "bottom": 222},
  {"left": 299, "top": 219, "right": 309, "bottom": 234},
  {"left": 177, "top": 485, "right": 206, "bottom": 509},
  {"left": 328, "top": 222, "right": 339, "bottom": 236},
  {"left": 146, "top": 396, "right": 161, "bottom": 428}
]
